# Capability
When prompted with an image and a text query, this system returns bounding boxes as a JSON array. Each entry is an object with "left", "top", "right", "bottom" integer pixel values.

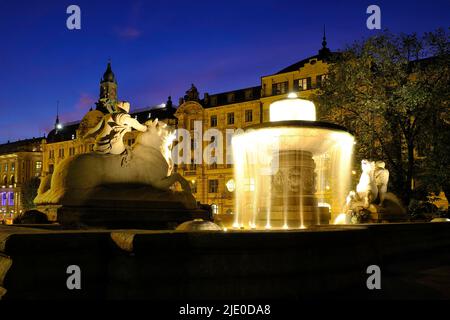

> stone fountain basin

[{"left": 1, "top": 222, "right": 450, "bottom": 300}]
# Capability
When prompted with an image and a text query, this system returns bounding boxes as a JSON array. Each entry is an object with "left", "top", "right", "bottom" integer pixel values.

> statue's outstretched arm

[{"left": 121, "top": 114, "right": 147, "bottom": 132}]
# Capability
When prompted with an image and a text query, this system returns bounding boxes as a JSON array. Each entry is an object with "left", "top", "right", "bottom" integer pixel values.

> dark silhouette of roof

[
  {"left": 275, "top": 51, "right": 340, "bottom": 75},
  {"left": 0, "top": 137, "right": 44, "bottom": 155},
  {"left": 200, "top": 85, "right": 261, "bottom": 108}
]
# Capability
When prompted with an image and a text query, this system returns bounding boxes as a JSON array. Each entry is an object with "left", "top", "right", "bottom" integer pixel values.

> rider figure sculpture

[{"left": 85, "top": 101, "right": 147, "bottom": 165}]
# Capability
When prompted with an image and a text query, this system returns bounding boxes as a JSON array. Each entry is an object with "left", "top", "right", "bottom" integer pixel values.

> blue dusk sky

[{"left": 0, "top": 0, "right": 449, "bottom": 143}]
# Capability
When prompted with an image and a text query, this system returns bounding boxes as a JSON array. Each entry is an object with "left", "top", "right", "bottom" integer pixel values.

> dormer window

[
  {"left": 272, "top": 81, "right": 288, "bottom": 95},
  {"left": 227, "top": 93, "right": 235, "bottom": 103},
  {"left": 210, "top": 96, "right": 217, "bottom": 106}
]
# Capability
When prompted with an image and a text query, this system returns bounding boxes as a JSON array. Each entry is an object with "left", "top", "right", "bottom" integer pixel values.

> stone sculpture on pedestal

[
  {"left": 344, "top": 159, "right": 406, "bottom": 223},
  {"left": 34, "top": 105, "right": 211, "bottom": 227}
]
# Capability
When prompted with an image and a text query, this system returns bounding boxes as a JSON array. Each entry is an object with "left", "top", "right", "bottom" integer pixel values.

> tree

[
  {"left": 21, "top": 177, "right": 41, "bottom": 212},
  {"left": 314, "top": 28, "right": 449, "bottom": 207}
]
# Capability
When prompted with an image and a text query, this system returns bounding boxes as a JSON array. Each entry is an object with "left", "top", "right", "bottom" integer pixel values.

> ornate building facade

[{"left": 0, "top": 138, "right": 43, "bottom": 221}]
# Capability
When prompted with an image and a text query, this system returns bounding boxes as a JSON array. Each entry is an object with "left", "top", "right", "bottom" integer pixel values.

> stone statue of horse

[{"left": 35, "top": 119, "right": 192, "bottom": 207}]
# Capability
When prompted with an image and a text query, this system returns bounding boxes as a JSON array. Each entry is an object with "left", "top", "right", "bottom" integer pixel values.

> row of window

[
  {"left": 48, "top": 145, "right": 94, "bottom": 159},
  {"left": 0, "top": 163, "right": 14, "bottom": 172},
  {"left": 0, "top": 161, "right": 41, "bottom": 174},
  {"left": 271, "top": 75, "right": 327, "bottom": 95},
  {"left": 190, "top": 110, "right": 254, "bottom": 129},
  {"left": 181, "top": 162, "right": 233, "bottom": 171},
  {"left": 208, "top": 89, "right": 255, "bottom": 106},
  {"left": 0, "top": 192, "right": 14, "bottom": 206},
  {"left": 187, "top": 179, "right": 233, "bottom": 194}
]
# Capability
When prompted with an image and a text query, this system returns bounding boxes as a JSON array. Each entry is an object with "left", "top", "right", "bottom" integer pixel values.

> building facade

[{"left": 0, "top": 138, "right": 43, "bottom": 221}]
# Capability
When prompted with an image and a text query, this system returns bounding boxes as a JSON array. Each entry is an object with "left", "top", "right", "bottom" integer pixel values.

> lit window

[
  {"left": 208, "top": 179, "right": 219, "bottom": 193},
  {"left": 210, "top": 115, "right": 218, "bottom": 127},
  {"left": 1, "top": 192, "right": 6, "bottom": 206},
  {"left": 211, "top": 204, "right": 219, "bottom": 215},
  {"left": 190, "top": 180, "right": 197, "bottom": 193},
  {"left": 272, "top": 81, "right": 288, "bottom": 95},
  {"left": 316, "top": 74, "right": 327, "bottom": 88},
  {"left": 295, "top": 78, "right": 311, "bottom": 91},
  {"left": 227, "top": 113, "right": 234, "bottom": 125},
  {"left": 245, "top": 110, "right": 253, "bottom": 122},
  {"left": 9, "top": 192, "right": 14, "bottom": 206},
  {"left": 35, "top": 161, "right": 42, "bottom": 170}
]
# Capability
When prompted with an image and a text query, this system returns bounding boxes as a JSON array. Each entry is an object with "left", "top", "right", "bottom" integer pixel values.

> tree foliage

[
  {"left": 21, "top": 176, "right": 41, "bottom": 212},
  {"left": 314, "top": 28, "right": 449, "bottom": 206}
]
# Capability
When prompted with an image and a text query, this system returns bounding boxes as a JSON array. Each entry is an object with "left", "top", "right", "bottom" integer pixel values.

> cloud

[
  {"left": 59, "top": 92, "right": 97, "bottom": 124},
  {"left": 117, "top": 27, "right": 142, "bottom": 40}
]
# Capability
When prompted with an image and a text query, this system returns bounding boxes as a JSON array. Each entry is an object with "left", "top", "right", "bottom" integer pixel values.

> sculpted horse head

[{"left": 134, "top": 119, "right": 176, "bottom": 172}]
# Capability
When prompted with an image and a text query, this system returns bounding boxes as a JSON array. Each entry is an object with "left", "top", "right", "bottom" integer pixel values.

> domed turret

[{"left": 101, "top": 61, "right": 116, "bottom": 84}]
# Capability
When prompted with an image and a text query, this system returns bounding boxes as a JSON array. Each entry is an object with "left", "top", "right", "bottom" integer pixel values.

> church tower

[
  {"left": 96, "top": 61, "right": 118, "bottom": 113},
  {"left": 100, "top": 61, "right": 117, "bottom": 100}
]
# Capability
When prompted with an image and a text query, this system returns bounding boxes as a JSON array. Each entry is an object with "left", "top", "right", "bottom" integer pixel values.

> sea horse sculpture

[{"left": 35, "top": 118, "right": 191, "bottom": 206}]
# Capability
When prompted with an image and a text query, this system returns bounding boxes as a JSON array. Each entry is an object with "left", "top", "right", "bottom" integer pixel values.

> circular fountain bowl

[
  {"left": 237, "top": 120, "right": 354, "bottom": 156},
  {"left": 176, "top": 219, "right": 222, "bottom": 231},
  {"left": 232, "top": 120, "right": 355, "bottom": 230}
]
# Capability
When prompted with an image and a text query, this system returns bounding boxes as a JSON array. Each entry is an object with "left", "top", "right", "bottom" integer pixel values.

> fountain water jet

[{"left": 232, "top": 94, "right": 354, "bottom": 230}]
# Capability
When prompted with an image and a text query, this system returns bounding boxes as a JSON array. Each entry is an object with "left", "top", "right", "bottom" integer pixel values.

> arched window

[
  {"left": 2, "top": 176, "right": 6, "bottom": 186},
  {"left": 10, "top": 176, "right": 15, "bottom": 185}
]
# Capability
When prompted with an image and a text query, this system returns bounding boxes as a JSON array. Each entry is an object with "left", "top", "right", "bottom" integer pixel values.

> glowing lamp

[{"left": 269, "top": 93, "right": 316, "bottom": 122}]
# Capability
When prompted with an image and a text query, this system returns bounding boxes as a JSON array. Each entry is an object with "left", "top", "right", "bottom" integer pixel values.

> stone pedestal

[
  {"left": 269, "top": 150, "right": 329, "bottom": 227},
  {"left": 39, "top": 184, "right": 212, "bottom": 229}
]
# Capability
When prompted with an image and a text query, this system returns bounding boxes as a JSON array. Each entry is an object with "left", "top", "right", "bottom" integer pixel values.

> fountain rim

[{"left": 242, "top": 120, "right": 353, "bottom": 135}]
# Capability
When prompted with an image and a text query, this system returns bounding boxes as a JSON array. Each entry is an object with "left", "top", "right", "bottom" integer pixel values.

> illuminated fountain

[{"left": 232, "top": 93, "right": 354, "bottom": 229}]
